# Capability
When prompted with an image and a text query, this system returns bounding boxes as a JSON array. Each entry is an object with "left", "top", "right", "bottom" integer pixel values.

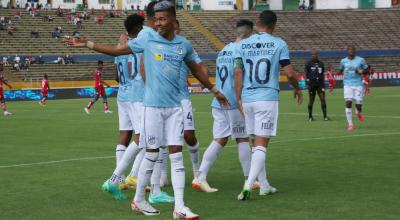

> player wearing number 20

[{"left": 234, "top": 10, "right": 303, "bottom": 200}]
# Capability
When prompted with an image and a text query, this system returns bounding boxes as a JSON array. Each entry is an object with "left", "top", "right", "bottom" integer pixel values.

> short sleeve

[
  {"left": 339, "top": 60, "right": 345, "bottom": 71},
  {"left": 360, "top": 58, "right": 368, "bottom": 70},
  {"left": 233, "top": 42, "right": 243, "bottom": 60},
  {"left": 127, "top": 36, "right": 146, "bottom": 54},
  {"left": 183, "top": 40, "right": 201, "bottom": 63},
  {"left": 279, "top": 41, "right": 290, "bottom": 61}
]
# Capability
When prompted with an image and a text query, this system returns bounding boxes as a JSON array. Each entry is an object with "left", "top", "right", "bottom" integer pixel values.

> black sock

[
  {"left": 322, "top": 103, "right": 327, "bottom": 118},
  {"left": 308, "top": 105, "right": 313, "bottom": 118}
]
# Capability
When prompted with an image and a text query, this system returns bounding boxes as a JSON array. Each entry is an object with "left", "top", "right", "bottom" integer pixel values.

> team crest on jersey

[
  {"left": 154, "top": 53, "right": 163, "bottom": 61},
  {"left": 147, "top": 136, "right": 156, "bottom": 145},
  {"left": 176, "top": 46, "right": 183, "bottom": 55}
]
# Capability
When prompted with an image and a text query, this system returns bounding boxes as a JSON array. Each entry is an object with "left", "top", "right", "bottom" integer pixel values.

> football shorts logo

[
  {"left": 147, "top": 136, "right": 156, "bottom": 145},
  {"left": 154, "top": 53, "right": 163, "bottom": 61}
]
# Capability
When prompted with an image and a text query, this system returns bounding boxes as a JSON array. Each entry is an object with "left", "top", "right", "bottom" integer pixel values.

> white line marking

[
  {"left": 0, "top": 156, "right": 114, "bottom": 169},
  {"left": 195, "top": 111, "right": 400, "bottom": 119},
  {"left": 2, "top": 132, "right": 399, "bottom": 169}
]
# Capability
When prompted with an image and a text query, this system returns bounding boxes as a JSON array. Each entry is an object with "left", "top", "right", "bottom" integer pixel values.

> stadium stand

[
  {"left": 1, "top": 8, "right": 399, "bottom": 84},
  {"left": 190, "top": 9, "right": 400, "bottom": 51}
]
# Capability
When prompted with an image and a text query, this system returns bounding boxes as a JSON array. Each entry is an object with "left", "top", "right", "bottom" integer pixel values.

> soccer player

[
  {"left": 0, "top": 64, "right": 13, "bottom": 116},
  {"left": 339, "top": 46, "right": 368, "bottom": 131},
  {"left": 192, "top": 19, "right": 265, "bottom": 193},
  {"left": 65, "top": 1, "right": 229, "bottom": 218},
  {"left": 234, "top": 10, "right": 303, "bottom": 200},
  {"left": 363, "top": 65, "right": 373, "bottom": 95},
  {"left": 39, "top": 74, "right": 50, "bottom": 106},
  {"left": 84, "top": 60, "right": 112, "bottom": 114},
  {"left": 325, "top": 64, "right": 336, "bottom": 95},
  {"left": 304, "top": 50, "right": 328, "bottom": 121}
]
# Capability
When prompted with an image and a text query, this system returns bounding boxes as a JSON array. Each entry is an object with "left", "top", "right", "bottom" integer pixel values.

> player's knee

[
  {"left": 184, "top": 130, "right": 197, "bottom": 146},
  {"left": 215, "top": 138, "right": 229, "bottom": 147},
  {"left": 345, "top": 100, "right": 352, "bottom": 108},
  {"left": 119, "top": 131, "right": 132, "bottom": 146},
  {"left": 236, "top": 138, "right": 249, "bottom": 144},
  {"left": 168, "top": 145, "right": 183, "bottom": 154}
]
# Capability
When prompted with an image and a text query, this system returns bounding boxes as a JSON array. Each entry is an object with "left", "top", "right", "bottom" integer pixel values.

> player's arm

[
  {"left": 282, "top": 63, "right": 303, "bottom": 105},
  {"left": 2, "top": 79, "right": 13, "bottom": 90},
  {"left": 64, "top": 37, "right": 132, "bottom": 56},
  {"left": 102, "top": 79, "right": 111, "bottom": 87},
  {"left": 234, "top": 58, "right": 245, "bottom": 116},
  {"left": 187, "top": 79, "right": 192, "bottom": 87},
  {"left": 186, "top": 61, "right": 230, "bottom": 108},
  {"left": 139, "top": 56, "right": 145, "bottom": 82}
]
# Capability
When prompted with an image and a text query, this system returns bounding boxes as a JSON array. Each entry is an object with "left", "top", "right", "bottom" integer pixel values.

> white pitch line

[
  {"left": 2, "top": 132, "right": 399, "bottom": 169},
  {"left": 0, "top": 156, "right": 114, "bottom": 169},
  {"left": 195, "top": 111, "right": 400, "bottom": 119}
]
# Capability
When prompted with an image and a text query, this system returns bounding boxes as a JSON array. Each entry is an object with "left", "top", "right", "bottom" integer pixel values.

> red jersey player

[
  {"left": 325, "top": 65, "right": 336, "bottom": 95},
  {"left": 0, "top": 64, "right": 13, "bottom": 116},
  {"left": 363, "top": 65, "right": 373, "bottom": 95},
  {"left": 39, "top": 74, "right": 50, "bottom": 106},
  {"left": 84, "top": 60, "right": 112, "bottom": 114}
]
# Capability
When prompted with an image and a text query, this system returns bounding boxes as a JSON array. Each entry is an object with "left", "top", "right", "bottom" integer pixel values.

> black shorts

[{"left": 308, "top": 82, "right": 325, "bottom": 96}]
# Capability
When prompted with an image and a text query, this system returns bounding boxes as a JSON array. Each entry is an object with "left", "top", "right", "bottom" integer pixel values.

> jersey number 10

[{"left": 246, "top": 58, "right": 271, "bottom": 85}]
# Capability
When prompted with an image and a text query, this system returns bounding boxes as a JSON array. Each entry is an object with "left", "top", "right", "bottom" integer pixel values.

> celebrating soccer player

[
  {"left": 39, "top": 74, "right": 50, "bottom": 107},
  {"left": 84, "top": 60, "right": 112, "bottom": 114},
  {"left": 339, "top": 46, "right": 368, "bottom": 131},
  {"left": 192, "top": 19, "right": 267, "bottom": 193},
  {"left": 0, "top": 64, "right": 13, "bottom": 116},
  {"left": 65, "top": 1, "right": 229, "bottom": 218},
  {"left": 234, "top": 10, "right": 303, "bottom": 200},
  {"left": 305, "top": 50, "right": 329, "bottom": 121}
]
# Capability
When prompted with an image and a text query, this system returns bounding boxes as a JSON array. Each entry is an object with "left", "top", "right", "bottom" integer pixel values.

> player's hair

[
  {"left": 259, "top": 10, "right": 277, "bottom": 29},
  {"left": 146, "top": 1, "right": 158, "bottom": 18},
  {"left": 124, "top": 14, "right": 144, "bottom": 35},
  {"left": 236, "top": 19, "right": 253, "bottom": 38},
  {"left": 98, "top": 60, "right": 103, "bottom": 65},
  {"left": 44, "top": 74, "right": 48, "bottom": 79},
  {"left": 154, "top": 1, "right": 176, "bottom": 17}
]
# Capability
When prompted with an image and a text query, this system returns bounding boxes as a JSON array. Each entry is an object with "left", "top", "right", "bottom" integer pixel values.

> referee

[{"left": 305, "top": 50, "right": 329, "bottom": 121}]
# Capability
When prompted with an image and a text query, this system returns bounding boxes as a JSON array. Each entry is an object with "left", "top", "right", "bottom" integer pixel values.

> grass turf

[{"left": 0, "top": 87, "right": 399, "bottom": 220}]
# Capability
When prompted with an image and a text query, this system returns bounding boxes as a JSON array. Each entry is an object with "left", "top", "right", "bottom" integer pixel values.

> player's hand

[
  {"left": 63, "top": 36, "right": 87, "bottom": 47},
  {"left": 294, "top": 89, "right": 303, "bottom": 105},
  {"left": 215, "top": 91, "right": 230, "bottom": 109}
]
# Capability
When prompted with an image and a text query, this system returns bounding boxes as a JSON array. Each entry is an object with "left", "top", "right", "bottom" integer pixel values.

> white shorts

[
  {"left": 140, "top": 106, "right": 184, "bottom": 149},
  {"left": 117, "top": 101, "right": 135, "bottom": 131},
  {"left": 344, "top": 86, "right": 364, "bottom": 103},
  {"left": 132, "top": 102, "right": 144, "bottom": 135},
  {"left": 243, "top": 101, "right": 279, "bottom": 137},
  {"left": 181, "top": 99, "right": 195, "bottom": 131},
  {"left": 212, "top": 108, "right": 248, "bottom": 139}
]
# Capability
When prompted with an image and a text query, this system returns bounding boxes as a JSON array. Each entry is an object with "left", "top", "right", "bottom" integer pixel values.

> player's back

[
  {"left": 129, "top": 53, "right": 144, "bottom": 102},
  {"left": 212, "top": 42, "right": 237, "bottom": 109},
  {"left": 235, "top": 32, "right": 290, "bottom": 102},
  {"left": 115, "top": 54, "right": 132, "bottom": 102}
]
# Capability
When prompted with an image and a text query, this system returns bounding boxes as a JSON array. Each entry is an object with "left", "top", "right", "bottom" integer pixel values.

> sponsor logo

[
  {"left": 242, "top": 42, "right": 275, "bottom": 49},
  {"left": 154, "top": 53, "right": 163, "bottom": 61}
]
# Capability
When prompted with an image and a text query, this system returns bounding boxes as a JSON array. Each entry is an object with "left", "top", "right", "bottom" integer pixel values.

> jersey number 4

[{"left": 246, "top": 58, "right": 271, "bottom": 84}]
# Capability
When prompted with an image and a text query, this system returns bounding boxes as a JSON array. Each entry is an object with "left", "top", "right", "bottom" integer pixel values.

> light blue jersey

[
  {"left": 129, "top": 53, "right": 144, "bottom": 102},
  {"left": 115, "top": 55, "right": 132, "bottom": 102},
  {"left": 234, "top": 32, "right": 290, "bottom": 103},
  {"left": 128, "top": 31, "right": 200, "bottom": 107},
  {"left": 340, "top": 56, "right": 368, "bottom": 87},
  {"left": 212, "top": 42, "right": 238, "bottom": 109},
  {"left": 179, "top": 64, "right": 190, "bottom": 101}
]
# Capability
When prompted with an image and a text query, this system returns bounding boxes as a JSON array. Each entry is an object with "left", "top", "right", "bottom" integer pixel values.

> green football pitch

[{"left": 1, "top": 87, "right": 399, "bottom": 220}]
